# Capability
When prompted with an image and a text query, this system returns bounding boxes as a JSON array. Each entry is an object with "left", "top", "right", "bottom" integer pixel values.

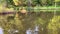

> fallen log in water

[{"left": 0, "top": 12, "right": 16, "bottom": 15}]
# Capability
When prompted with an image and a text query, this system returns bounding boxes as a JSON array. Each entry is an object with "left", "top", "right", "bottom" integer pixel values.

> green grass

[
  {"left": 33, "top": 6, "right": 60, "bottom": 12},
  {"left": 0, "top": 6, "right": 60, "bottom": 12}
]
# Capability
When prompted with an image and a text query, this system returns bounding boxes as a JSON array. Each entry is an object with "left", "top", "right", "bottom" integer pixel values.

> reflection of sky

[
  {"left": 34, "top": 26, "right": 39, "bottom": 31},
  {"left": 0, "top": 27, "right": 4, "bottom": 34}
]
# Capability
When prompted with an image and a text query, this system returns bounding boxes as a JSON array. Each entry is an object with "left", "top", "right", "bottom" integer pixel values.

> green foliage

[
  {"left": 48, "top": 16, "right": 60, "bottom": 34},
  {"left": 47, "top": 0, "right": 54, "bottom": 6},
  {"left": 32, "top": 0, "right": 41, "bottom": 6},
  {"left": 55, "top": 0, "right": 60, "bottom": 2}
]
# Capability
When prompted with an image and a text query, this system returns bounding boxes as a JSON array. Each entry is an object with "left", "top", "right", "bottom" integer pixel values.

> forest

[{"left": 0, "top": 0, "right": 60, "bottom": 34}]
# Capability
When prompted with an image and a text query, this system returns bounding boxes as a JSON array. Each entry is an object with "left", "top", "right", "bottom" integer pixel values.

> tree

[{"left": 47, "top": 0, "right": 54, "bottom": 6}]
